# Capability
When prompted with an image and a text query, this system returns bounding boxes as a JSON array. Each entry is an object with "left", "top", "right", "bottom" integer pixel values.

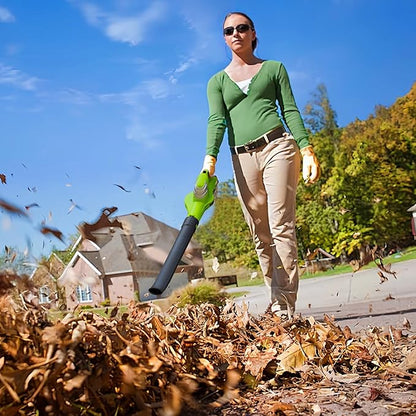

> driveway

[{"left": 228, "top": 259, "right": 416, "bottom": 330}]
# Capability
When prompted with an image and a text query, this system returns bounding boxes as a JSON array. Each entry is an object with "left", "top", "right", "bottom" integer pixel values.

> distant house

[
  {"left": 58, "top": 211, "right": 204, "bottom": 309},
  {"left": 31, "top": 252, "right": 66, "bottom": 309},
  {"left": 303, "top": 248, "right": 337, "bottom": 274},
  {"left": 407, "top": 203, "right": 416, "bottom": 240}
]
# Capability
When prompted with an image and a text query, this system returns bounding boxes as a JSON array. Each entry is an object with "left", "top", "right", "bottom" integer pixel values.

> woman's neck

[{"left": 230, "top": 51, "right": 261, "bottom": 67}]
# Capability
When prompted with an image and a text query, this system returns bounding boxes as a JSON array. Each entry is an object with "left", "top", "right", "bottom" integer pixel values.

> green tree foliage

[
  {"left": 0, "top": 246, "right": 33, "bottom": 275},
  {"left": 297, "top": 83, "right": 342, "bottom": 258},
  {"left": 194, "top": 180, "right": 258, "bottom": 268},
  {"left": 303, "top": 83, "right": 338, "bottom": 135},
  {"left": 51, "top": 232, "right": 80, "bottom": 264},
  {"left": 300, "top": 82, "right": 416, "bottom": 260}
]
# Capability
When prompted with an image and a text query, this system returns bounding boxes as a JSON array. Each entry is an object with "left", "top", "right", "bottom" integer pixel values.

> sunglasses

[{"left": 223, "top": 23, "right": 252, "bottom": 36}]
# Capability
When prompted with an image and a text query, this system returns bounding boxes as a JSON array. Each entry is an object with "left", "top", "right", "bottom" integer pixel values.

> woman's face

[{"left": 223, "top": 14, "right": 256, "bottom": 53}]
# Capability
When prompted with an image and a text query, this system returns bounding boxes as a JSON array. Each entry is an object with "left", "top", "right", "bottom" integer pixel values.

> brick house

[{"left": 58, "top": 211, "right": 204, "bottom": 309}]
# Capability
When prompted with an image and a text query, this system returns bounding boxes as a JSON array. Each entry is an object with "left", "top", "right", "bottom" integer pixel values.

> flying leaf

[
  {"left": 0, "top": 173, "right": 6, "bottom": 184},
  {"left": 40, "top": 226, "right": 65, "bottom": 242},
  {"left": 25, "top": 203, "right": 40, "bottom": 210},
  {"left": 0, "top": 198, "right": 29, "bottom": 217},
  {"left": 114, "top": 184, "right": 131, "bottom": 192},
  {"left": 68, "top": 199, "right": 82, "bottom": 214},
  {"left": 77, "top": 206, "right": 123, "bottom": 243}
]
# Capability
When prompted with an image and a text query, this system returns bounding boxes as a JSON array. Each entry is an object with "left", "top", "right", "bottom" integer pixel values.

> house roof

[
  {"left": 407, "top": 203, "right": 416, "bottom": 212},
  {"left": 78, "top": 251, "right": 104, "bottom": 274},
  {"left": 73, "top": 211, "right": 202, "bottom": 277},
  {"left": 31, "top": 252, "right": 66, "bottom": 283},
  {"left": 306, "top": 248, "right": 336, "bottom": 261}
]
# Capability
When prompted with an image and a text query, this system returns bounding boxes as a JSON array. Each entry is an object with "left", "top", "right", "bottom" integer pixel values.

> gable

[{"left": 72, "top": 211, "right": 203, "bottom": 276}]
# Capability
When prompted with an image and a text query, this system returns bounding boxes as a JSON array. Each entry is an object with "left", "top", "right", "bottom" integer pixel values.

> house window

[
  {"left": 75, "top": 285, "right": 92, "bottom": 303},
  {"left": 39, "top": 286, "right": 50, "bottom": 304}
]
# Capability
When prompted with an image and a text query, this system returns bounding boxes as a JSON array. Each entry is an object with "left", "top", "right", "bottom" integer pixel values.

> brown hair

[{"left": 223, "top": 12, "right": 257, "bottom": 51}]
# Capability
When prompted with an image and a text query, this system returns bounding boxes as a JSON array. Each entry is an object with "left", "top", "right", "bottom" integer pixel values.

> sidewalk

[{"left": 228, "top": 259, "right": 416, "bottom": 330}]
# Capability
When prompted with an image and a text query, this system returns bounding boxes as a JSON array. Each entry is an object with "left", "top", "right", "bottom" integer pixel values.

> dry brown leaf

[
  {"left": 77, "top": 206, "right": 123, "bottom": 243},
  {"left": 41, "top": 323, "right": 68, "bottom": 345},
  {"left": 269, "top": 400, "right": 296, "bottom": 413},
  {"left": 0, "top": 198, "right": 28, "bottom": 217},
  {"left": 211, "top": 369, "right": 240, "bottom": 408},
  {"left": 40, "top": 225, "right": 65, "bottom": 242},
  {"left": 402, "top": 317, "right": 411, "bottom": 330},
  {"left": 161, "top": 384, "right": 182, "bottom": 416},
  {"left": 320, "top": 366, "right": 361, "bottom": 384},
  {"left": 198, "top": 357, "right": 218, "bottom": 379},
  {"left": 63, "top": 374, "right": 88, "bottom": 391},
  {"left": 244, "top": 345, "right": 277, "bottom": 378},
  {"left": 276, "top": 341, "right": 316, "bottom": 374},
  {"left": 312, "top": 403, "right": 322, "bottom": 415},
  {"left": 399, "top": 346, "right": 416, "bottom": 371}
]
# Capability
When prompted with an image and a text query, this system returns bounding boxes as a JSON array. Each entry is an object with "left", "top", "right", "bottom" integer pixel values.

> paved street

[{"left": 228, "top": 259, "right": 416, "bottom": 330}]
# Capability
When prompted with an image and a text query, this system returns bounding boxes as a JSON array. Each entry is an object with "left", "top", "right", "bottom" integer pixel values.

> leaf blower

[{"left": 148, "top": 170, "right": 217, "bottom": 295}]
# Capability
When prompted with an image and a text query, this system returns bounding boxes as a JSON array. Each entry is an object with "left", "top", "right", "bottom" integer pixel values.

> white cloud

[
  {"left": 141, "top": 78, "right": 172, "bottom": 99},
  {"left": 97, "top": 76, "right": 187, "bottom": 145},
  {"left": 74, "top": 1, "right": 167, "bottom": 45},
  {"left": 56, "top": 88, "right": 94, "bottom": 105},
  {"left": 165, "top": 1, "right": 222, "bottom": 80},
  {"left": 0, "top": 63, "right": 40, "bottom": 90},
  {"left": 125, "top": 113, "right": 189, "bottom": 146},
  {"left": 0, "top": 6, "right": 15, "bottom": 23},
  {"left": 166, "top": 56, "right": 198, "bottom": 84},
  {"left": 99, "top": 76, "right": 176, "bottom": 105}
]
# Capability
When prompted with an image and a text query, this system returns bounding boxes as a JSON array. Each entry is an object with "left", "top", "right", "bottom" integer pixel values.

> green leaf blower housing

[{"left": 149, "top": 170, "right": 217, "bottom": 295}]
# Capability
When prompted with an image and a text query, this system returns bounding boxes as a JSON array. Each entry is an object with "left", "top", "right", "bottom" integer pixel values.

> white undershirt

[{"left": 235, "top": 77, "right": 252, "bottom": 94}]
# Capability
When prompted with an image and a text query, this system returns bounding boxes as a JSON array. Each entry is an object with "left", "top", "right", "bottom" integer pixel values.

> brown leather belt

[{"left": 230, "top": 126, "right": 286, "bottom": 155}]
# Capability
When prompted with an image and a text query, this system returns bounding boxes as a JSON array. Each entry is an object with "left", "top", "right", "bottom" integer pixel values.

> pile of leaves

[{"left": 0, "top": 273, "right": 415, "bottom": 415}]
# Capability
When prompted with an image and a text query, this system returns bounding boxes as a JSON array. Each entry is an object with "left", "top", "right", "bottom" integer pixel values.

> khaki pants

[{"left": 231, "top": 134, "right": 301, "bottom": 313}]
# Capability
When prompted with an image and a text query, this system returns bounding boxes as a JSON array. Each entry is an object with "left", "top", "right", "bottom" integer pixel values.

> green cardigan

[{"left": 206, "top": 60, "right": 310, "bottom": 157}]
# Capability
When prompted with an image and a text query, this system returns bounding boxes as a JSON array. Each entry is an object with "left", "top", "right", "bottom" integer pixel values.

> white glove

[
  {"left": 300, "top": 146, "right": 320, "bottom": 184},
  {"left": 201, "top": 155, "right": 216, "bottom": 177}
]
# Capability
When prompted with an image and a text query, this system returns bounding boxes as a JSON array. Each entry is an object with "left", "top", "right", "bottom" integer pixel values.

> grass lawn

[{"left": 299, "top": 245, "right": 416, "bottom": 279}]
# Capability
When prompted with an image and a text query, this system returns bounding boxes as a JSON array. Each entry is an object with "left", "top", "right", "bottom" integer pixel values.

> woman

[{"left": 201, "top": 11, "right": 320, "bottom": 317}]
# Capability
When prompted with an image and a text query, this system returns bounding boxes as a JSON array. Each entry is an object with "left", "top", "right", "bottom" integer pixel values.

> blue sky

[{"left": 1, "top": 0, "right": 415, "bottom": 260}]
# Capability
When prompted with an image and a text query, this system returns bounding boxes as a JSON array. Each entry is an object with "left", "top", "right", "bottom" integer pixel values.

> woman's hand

[{"left": 300, "top": 146, "right": 321, "bottom": 184}]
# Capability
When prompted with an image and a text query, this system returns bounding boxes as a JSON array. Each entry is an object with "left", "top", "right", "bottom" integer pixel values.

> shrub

[
  {"left": 100, "top": 298, "right": 111, "bottom": 307},
  {"left": 170, "top": 280, "right": 229, "bottom": 308}
]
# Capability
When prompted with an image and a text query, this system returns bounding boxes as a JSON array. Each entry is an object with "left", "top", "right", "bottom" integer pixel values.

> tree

[
  {"left": 303, "top": 83, "right": 338, "bottom": 135},
  {"left": 297, "top": 82, "right": 416, "bottom": 264},
  {"left": 296, "top": 84, "right": 341, "bottom": 257},
  {"left": 51, "top": 232, "right": 80, "bottom": 264},
  {"left": 0, "top": 246, "right": 34, "bottom": 275},
  {"left": 321, "top": 82, "right": 416, "bottom": 258}
]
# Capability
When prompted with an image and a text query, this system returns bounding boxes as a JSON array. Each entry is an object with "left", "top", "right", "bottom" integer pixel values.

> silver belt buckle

[{"left": 244, "top": 141, "right": 256, "bottom": 152}]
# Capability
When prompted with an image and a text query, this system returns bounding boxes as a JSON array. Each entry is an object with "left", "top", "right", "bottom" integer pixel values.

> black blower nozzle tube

[{"left": 149, "top": 216, "right": 199, "bottom": 295}]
